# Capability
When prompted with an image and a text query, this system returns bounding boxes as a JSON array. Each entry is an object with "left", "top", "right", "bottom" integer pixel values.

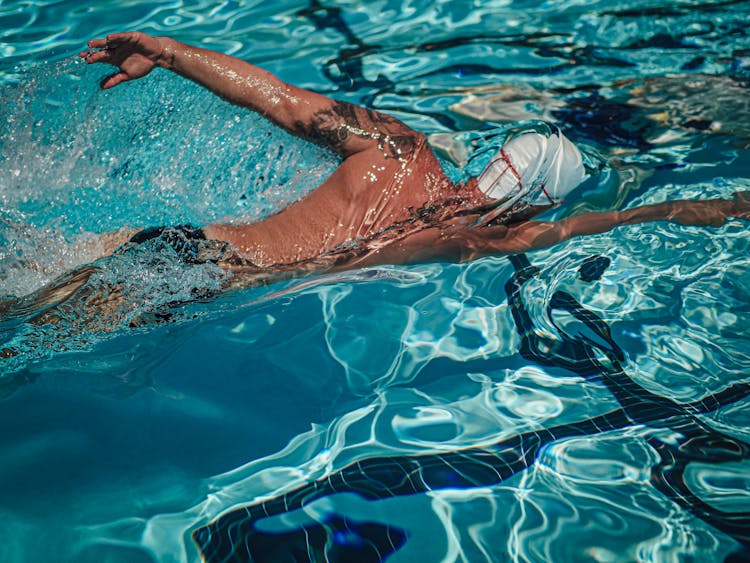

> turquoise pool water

[{"left": 2, "top": 1, "right": 750, "bottom": 561}]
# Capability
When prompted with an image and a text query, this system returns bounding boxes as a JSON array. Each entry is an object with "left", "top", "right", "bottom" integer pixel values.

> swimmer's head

[{"left": 477, "top": 129, "right": 586, "bottom": 207}]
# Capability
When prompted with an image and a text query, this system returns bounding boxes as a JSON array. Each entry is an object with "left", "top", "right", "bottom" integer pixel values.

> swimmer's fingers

[
  {"left": 79, "top": 32, "right": 152, "bottom": 64},
  {"left": 80, "top": 32, "right": 161, "bottom": 89},
  {"left": 100, "top": 72, "right": 131, "bottom": 90},
  {"left": 78, "top": 35, "right": 120, "bottom": 61},
  {"left": 79, "top": 48, "right": 111, "bottom": 64},
  {"left": 86, "top": 36, "right": 109, "bottom": 50},
  {"left": 87, "top": 32, "right": 138, "bottom": 51}
]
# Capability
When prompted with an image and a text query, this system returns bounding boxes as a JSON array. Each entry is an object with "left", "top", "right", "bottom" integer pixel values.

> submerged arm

[
  {"left": 81, "top": 31, "right": 420, "bottom": 157},
  {"left": 495, "top": 195, "right": 747, "bottom": 254},
  {"left": 357, "top": 194, "right": 750, "bottom": 267}
]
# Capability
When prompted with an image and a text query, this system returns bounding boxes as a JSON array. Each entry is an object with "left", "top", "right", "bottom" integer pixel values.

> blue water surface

[{"left": 1, "top": 1, "right": 750, "bottom": 562}]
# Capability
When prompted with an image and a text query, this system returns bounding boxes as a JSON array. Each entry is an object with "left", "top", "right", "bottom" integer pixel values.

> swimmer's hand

[
  {"left": 79, "top": 31, "right": 165, "bottom": 90},
  {"left": 732, "top": 191, "right": 750, "bottom": 219}
]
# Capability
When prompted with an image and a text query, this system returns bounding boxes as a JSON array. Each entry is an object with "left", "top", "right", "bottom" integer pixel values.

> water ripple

[{"left": 1, "top": 1, "right": 750, "bottom": 562}]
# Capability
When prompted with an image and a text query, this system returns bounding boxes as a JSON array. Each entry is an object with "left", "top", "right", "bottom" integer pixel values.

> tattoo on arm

[{"left": 294, "top": 101, "right": 420, "bottom": 158}]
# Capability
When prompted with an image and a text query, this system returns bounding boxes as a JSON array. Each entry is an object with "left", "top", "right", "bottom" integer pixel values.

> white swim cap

[{"left": 476, "top": 128, "right": 586, "bottom": 214}]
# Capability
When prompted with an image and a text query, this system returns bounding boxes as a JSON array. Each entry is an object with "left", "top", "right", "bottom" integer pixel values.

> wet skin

[
  {"left": 2, "top": 31, "right": 750, "bottom": 358},
  {"left": 79, "top": 31, "right": 750, "bottom": 278}
]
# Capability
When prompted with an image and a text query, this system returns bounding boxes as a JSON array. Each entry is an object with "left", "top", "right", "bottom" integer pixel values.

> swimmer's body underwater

[{"left": 28, "top": 32, "right": 750, "bottom": 295}]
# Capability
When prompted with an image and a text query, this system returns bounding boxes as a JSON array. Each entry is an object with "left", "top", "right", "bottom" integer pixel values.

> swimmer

[
  {"left": 2, "top": 30, "right": 749, "bottom": 359},
  {"left": 74, "top": 31, "right": 750, "bottom": 279}
]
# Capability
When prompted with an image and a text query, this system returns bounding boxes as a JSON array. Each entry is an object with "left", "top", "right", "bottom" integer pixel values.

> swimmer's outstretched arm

[
  {"left": 80, "top": 31, "right": 420, "bottom": 157},
  {"left": 492, "top": 193, "right": 750, "bottom": 255},
  {"left": 358, "top": 193, "right": 750, "bottom": 266}
]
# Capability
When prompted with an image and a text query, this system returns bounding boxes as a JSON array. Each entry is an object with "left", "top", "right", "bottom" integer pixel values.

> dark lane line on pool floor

[{"left": 194, "top": 252, "right": 750, "bottom": 562}]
